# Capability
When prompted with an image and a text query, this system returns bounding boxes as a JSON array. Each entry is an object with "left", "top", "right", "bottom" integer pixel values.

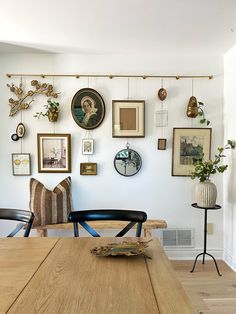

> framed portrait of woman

[{"left": 71, "top": 88, "right": 105, "bottom": 130}]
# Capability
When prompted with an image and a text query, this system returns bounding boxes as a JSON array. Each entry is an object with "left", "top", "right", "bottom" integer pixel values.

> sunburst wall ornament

[{"left": 7, "top": 80, "right": 60, "bottom": 116}]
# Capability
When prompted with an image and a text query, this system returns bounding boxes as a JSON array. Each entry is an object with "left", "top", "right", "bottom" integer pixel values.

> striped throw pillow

[{"left": 30, "top": 177, "right": 73, "bottom": 226}]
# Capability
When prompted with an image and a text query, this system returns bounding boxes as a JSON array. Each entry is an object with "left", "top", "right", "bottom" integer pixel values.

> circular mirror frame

[{"left": 114, "top": 148, "right": 142, "bottom": 177}]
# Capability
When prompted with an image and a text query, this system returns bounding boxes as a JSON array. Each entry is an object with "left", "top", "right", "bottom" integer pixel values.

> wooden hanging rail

[{"left": 6, "top": 73, "right": 213, "bottom": 80}]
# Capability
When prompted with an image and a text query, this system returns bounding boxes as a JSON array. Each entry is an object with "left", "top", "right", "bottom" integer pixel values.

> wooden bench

[{"left": 34, "top": 219, "right": 167, "bottom": 237}]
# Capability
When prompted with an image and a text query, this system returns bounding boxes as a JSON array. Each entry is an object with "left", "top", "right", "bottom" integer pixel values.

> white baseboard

[
  {"left": 223, "top": 251, "right": 236, "bottom": 272},
  {"left": 164, "top": 247, "right": 223, "bottom": 260}
]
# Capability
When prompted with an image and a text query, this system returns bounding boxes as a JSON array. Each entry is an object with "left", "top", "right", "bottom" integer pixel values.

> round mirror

[{"left": 114, "top": 148, "right": 142, "bottom": 177}]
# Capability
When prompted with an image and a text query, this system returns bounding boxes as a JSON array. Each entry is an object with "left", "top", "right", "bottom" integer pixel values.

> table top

[
  {"left": 192, "top": 203, "right": 221, "bottom": 210},
  {"left": 0, "top": 237, "right": 196, "bottom": 314}
]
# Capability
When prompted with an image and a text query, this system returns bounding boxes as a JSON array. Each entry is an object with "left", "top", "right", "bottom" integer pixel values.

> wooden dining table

[{"left": 0, "top": 237, "right": 196, "bottom": 314}]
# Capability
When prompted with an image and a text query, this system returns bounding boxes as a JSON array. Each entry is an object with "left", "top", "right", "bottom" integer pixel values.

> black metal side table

[{"left": 190, "top": 203, "right": 222, "bottom": 276}]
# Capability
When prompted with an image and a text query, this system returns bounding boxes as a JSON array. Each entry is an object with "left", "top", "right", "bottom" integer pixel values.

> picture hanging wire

[
  {"left": 20, "top": 75, "right": 23, "bottom": 154},
  {"left": 191, "top": 78, "right": 194, "bottom": 128},
  {"left": 52, "top": 76, "right": 56, "bottom": 134},
  {"left": 161, "top": 78, "right": 164, "bottom": 138}
]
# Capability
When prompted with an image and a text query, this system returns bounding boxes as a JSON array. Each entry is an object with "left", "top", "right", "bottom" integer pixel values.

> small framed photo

[
  {"left": 12, "top": 153, "right": 31, "bottom": 176},
  {"left": 158, "top": 139, "right": 167, "bottom": 150},
  {"left": 37, "top": 133, "right": 71, "bottom": 173},
  {"left": 80, "top": 163, "right": 97, "bottom": 175},
  {"left": 172, "top": 128, "right": 212, "bottom": 176},
  {"left": 112, "top": 100, "right": 145, "bottom": 137},
  {"left": 82, "top": 139, "right": 94, "bottom": 155}
]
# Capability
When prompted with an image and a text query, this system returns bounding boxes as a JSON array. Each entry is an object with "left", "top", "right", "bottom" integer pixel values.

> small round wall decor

[{"left": 71, "top": 88, "right": 105, "bottom": 130}]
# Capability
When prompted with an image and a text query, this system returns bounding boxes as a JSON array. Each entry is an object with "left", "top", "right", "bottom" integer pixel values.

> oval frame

[
  {"left": 16, "top": 123, "right": 26, "bottom": 138},
  {"left": 71, "top": 88, "right": 105, "bottom": 130},
  {"left": 114, "top": 148, "right": 142, "bottom": 177}
]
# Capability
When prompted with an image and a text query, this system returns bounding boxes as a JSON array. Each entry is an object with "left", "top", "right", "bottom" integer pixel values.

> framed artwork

[
  {"left": 158, "top": 139, "right": 167, "bottom": 150},
  {"left": 71, "top": 88, "right": 105, "bottom": 130},
  {"left": 37, "top": 133, "right": 71, "bottom": 173},
  {"left": 80, "top": 163, "right": 97, "bottom": 175},
  {"left": 112, "top": 100, "right": 145, "bottom": 137},
  {"left": 155, "top": 110, "right": 168, "bottom": 127},
  {"left": 12, "top": 153, "right": 31, "bottom": 176},
  {"left": 172, "top": 128, "right": 212, "bottom": 176},
  {"left": 82, "top": 139, "right": 94, "bottom": 155}
]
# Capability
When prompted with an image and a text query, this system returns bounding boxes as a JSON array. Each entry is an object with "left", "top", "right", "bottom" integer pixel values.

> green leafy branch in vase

[
  {"left": 197, "top": 101, "right": 210, "bottom": 126},
  {"left": 191, "top": 140, "right": 235, "bottom": 182}
]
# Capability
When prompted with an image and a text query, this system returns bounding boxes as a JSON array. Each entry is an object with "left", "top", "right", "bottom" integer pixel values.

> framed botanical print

[
  {"left": 82, "top": 139, "right": 94, "bottom": 155},
  {"left": 37, "top": 133, "right": 71, "bottom": 173},
  {"left": 112, "top": 100, "right": 145, "bottom": 137},
  {"left": 80, "top": 163, "right": 97, "bottom": 175},
  {"left": 172, "top": 128, "right": 212, "bottom": 176},
  {"left": 71, "top": 88, "right": 105, "bottom": 130},
  {"left": 12, "top": 153, "right": 31, "bottom": 176}
]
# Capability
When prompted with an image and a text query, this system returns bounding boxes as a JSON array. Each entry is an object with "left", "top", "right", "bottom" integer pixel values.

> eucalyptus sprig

[
  {"left": 191, "top": 140, "right": 235, "bottom": 182},
  {"left": 197, "top": 101, "right": 210, "bottom": 126}
]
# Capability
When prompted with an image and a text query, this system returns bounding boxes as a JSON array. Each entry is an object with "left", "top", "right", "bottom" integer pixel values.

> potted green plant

[
  {"left": 34, "top": 99, "right": 60, "bottom": 122},
  {"left": 191, "top": 140, "right": 235, "bottom": 207}
]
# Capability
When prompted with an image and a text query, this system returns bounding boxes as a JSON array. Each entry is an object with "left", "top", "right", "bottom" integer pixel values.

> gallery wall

[
  {"left": 0, "top": 53, "right": 224, "bottom": 258},
  {"left": 224, "top": 45, "right": 236, "bottom": 270}
]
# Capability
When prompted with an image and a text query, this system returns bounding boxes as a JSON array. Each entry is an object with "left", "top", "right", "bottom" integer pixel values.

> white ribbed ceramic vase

[{"left": 195, "top": 180, "right": 217, "bottom": 207}]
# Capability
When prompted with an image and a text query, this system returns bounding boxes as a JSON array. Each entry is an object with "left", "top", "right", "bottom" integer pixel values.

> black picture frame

[{"left": 71, "top": 88, "right": 105, "bottom": 130}]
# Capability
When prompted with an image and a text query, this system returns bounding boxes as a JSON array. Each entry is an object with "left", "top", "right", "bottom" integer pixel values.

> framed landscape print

[
  {"left": 12, "top": 153, "right": 31, "bottom": 176},
  {"left": 71, "top": 88, "right": 105, "bottom": 130},
  {"left": 172, "top": 128, "right": 212, "bottom": 176},
  {"left": 80, "top": 163, "right": 97, "bottom": 175},
  {"left": 37, "top": 134, "right": 71, "bottom": 173},
  {"left": 112, "top": 100, "right": 145, "bottom": 137},
  {"left": 82, "top": 139, "right": 94, "bottom": 155}
]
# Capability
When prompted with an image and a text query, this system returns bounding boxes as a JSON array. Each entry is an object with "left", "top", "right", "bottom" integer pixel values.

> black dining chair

[
  {"left": 68, "top": 209, "right": 147, "bottom": 237},
  {"left": 0, "top": 208, "right": 35, "bottom": 237}
]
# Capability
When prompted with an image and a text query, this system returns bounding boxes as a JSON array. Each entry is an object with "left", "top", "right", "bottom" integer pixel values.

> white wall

[
  {"left": 0, "top": 54, "right": 224, "bottom": 258},
  {"left": 224, "top": 45, "right": 236, "bottom": 270}
]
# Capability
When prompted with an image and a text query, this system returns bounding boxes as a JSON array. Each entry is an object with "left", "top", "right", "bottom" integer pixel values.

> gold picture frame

[
  {"left": 172, "top": 128, "right": 212, "bottom": 176},
  {"left": 37, "top": 133, "right": 71, "bottom": 173},
  {"left": 112, "top": 100, "right": 145, "bottom": 137},
  {"left": 80, "top": 163, "right": 97, "bottom": 175}
]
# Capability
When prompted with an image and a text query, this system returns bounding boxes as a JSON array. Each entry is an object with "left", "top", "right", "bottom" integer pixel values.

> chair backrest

[
  {"left": 67, "top": 209, "right": 147, "bottom": 237},
  {"left": 0, "top": 208, "right": 35, "bottom": 237}
]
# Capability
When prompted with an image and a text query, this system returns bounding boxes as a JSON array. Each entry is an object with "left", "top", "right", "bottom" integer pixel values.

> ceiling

[{"left": 0, "top": 0, "right": 236, "bottom": 55}]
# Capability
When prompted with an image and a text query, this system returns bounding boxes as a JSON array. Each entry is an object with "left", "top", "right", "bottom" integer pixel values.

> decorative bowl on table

[{"left": 90, "top": 240, "right": 152, "bottom": 258}]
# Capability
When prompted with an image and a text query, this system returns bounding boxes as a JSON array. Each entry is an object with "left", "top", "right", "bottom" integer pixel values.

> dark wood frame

[
  {"left": 112, "top": 100, "right": 145, "bottom": 138},
  {"left": 80, "top": 163, "right": 97, "bottom": 175},
  {"left": 71, "top": 88, "right": 105, "bottom": 130},
  {"left": 172, "top": 128, "right": 212, "bottom": 176},
  {"left": 158, "top": 139, "right": 167, "bottom": 150},
  {"left": 12, "top": 153, "right": 31, "bottom": 176},
  {"left": 37, "top": 133, "right": 71, "bottom": 173}
]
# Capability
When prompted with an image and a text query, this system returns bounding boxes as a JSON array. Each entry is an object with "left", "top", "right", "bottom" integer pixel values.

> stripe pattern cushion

[{"left": 30, "top": 177, "right": 72, "bottom": 226}]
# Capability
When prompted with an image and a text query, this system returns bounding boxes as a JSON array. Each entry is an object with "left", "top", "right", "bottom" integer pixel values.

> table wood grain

[
  {"left": 0, "top": 238, "right": 59, "bottom": 314},
  {"left": 2, "top": 237, "right": 196, "bottom": 314}
]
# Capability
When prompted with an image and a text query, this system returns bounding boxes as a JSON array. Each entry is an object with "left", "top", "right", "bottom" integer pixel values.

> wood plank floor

[{"left": 172, "top": 260, "right": 236, "bottom": 314}]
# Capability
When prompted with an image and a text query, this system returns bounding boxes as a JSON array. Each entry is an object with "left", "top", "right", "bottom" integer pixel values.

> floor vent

[{"left": 160, "top": 229, "right": 194, "bottom": 247}]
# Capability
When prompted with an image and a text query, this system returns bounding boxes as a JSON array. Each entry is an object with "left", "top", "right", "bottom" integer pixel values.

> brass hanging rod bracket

[{"left": 6, "top": 73, "right": 213, "bottom": 80}]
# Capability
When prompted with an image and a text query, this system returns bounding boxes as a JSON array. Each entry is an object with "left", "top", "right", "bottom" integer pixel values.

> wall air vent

[{"left": 160, "top": 229, "right": 194, "bottom": 247}]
